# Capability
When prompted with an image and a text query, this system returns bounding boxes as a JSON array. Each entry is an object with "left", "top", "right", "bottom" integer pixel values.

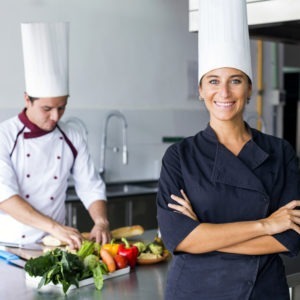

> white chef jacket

[{"left": 0, "top": 109, "right": 106, "bottom": 244}]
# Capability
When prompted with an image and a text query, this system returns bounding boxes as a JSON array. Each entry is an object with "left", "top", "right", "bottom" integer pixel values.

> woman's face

[{"left": 199, "top": 67, "right": 252, "bottom": 125}]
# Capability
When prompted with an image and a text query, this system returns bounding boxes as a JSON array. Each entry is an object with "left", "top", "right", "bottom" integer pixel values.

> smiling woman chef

[
  {"left": 157, "top": 0, "right": 300, "bottom": 299},
  {"left": 0, "top": 22, "right": 110, "bottom": 249}
]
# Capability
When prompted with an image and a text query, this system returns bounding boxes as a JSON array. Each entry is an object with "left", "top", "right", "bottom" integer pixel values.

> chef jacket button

[
  {"left": 21, "top": 235, "right": 26, "bottom": 239},
  {"left": 26, "top": 174, "right": 30, "bottom": 178},
  {"left": 57, "top": 156, "right": 61, "bottom": 159},
  {"left": 27, "top": 153, "right": 30, "bottom": 157},
  {"left": 50, "top": 197, "right": 54, "bottom": 200},
  {"left": 54, "top": 176, "right": 58, "bottom": 180},
  {"left": 60, "top": 136, "right": 64, "bottom": 140},
  {"left": 25, "top": 194, "right": 30, "bottom": 198}
]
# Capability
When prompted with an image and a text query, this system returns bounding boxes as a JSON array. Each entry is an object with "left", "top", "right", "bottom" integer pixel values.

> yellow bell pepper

[{"left": 102, "top": 239, "right": 120, "bottom": 257}]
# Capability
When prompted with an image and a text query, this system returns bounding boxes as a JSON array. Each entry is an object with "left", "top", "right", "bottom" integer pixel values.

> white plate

[{"left": 25, "top": 266, "right": 130, "bottom": 293}]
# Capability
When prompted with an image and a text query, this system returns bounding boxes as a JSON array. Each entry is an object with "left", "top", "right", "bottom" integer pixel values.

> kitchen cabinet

[
  {"left": 107, "top": 194, "right": 158, "bottom": 230},
  {"left": 65, "top": 181, "right": 158, "bottom": 232}
]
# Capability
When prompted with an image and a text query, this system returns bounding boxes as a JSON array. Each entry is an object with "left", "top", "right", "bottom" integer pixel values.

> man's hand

[
  {"left": 0, "top": 195, "right": 83, "bottom": 249},
  {"left": 89, "top": 221, "right": 111, "bottom": 245},
  {"left": 88, "top": 200, "right": 111, "bottom": 244},
  {"left": 49, "top": 224, "right": 83, "bottom": 250}
]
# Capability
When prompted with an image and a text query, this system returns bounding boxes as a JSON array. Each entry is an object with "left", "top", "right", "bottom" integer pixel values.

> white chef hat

[
  {"left": 21, "top": 22, "right": 69, "bottom": 98},
  {"left": 198, "top": 0, "right": 252, "bottom": 83}
]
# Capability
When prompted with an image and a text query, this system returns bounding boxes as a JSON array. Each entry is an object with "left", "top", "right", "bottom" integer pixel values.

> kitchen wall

[{"left": 0, "top": 0, "right": 272, "bottom": 183}]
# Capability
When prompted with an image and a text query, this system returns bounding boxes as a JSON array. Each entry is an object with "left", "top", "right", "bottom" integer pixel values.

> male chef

[{"left": 0, "top": 22, "right": 110, "bottom": 249}]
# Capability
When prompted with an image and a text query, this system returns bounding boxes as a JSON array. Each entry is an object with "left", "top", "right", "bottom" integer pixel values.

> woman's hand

[
  {"left": 168, "top": 189, "right": 199, "bottom": 221},
  {"left": 262, "top": 200, "right": 300, "bottom": 235}
]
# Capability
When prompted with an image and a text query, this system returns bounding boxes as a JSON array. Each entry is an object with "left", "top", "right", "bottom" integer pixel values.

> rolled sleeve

[
  {"left": 273, "top": 142, "right": 300, "bottom": 257},
  {"left": 274, "top": 230, "right": 300, "bottom": 257},
  {"left": 157, "top": 201, "right": 199, "bottom": 252},
  {"left": 157, "top": 144, "right": 199, "bottom": 253}
]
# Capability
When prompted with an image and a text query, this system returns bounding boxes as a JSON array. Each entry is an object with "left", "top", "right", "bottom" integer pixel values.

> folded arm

[{"left": 169, "top": 191, "right": 300, "bottom": 255}]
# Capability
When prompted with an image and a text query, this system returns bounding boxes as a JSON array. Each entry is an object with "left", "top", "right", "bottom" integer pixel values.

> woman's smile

[
  {"left": 199, "top": 67, "right": 252, "bottom": 124},
  {"left": 214, "top": 100, "right": 236, "bottom": 108}
]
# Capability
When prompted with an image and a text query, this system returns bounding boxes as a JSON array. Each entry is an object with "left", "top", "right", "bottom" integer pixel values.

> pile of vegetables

[
  {"left": 25, "top": 235, "right": 168, "bottom": 294},
  {"left": 25, "top": 240, "right": 106, "bottom": 293},
  {"left": 25, "top": 238, "right": 134, "bottom": 294},
  {"left": 25, "top": 248, "right": 86, "bottom": 294}
]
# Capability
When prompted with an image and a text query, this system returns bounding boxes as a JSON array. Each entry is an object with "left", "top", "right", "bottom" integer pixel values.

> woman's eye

[
  {"left": 232, "top": 79, "right": 242, "bottom": 84},
  {"left": 209, "top": 79, "right": 218, "bottom": 85}
]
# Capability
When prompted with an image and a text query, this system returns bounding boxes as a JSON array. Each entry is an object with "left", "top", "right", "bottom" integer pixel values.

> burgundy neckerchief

[
  {"left": 14, "top": 109, "right": 77, "bottom": 163},
  {"left": 18, "top": 108, "right": 55, "bottom": 139}
]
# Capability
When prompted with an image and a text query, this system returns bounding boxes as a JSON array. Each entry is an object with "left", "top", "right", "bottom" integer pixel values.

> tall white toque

[
  {"left": 21, "top": 22, "right": 69, "bottom": 98},
  {"left": 198, "top": 0, "right": 252, "bottom": 83}
]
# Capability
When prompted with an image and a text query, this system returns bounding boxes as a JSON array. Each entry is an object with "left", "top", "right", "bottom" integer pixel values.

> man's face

[{"left": 25, "top": 94, "right": 68, "bottom": 132}]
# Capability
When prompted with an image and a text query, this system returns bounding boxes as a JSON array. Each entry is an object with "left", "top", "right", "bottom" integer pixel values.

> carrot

[{"left": 100, "top": 248, "right": 116, "bottom": 273}]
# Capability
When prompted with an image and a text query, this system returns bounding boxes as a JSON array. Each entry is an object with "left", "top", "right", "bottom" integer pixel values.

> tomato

[{"left": 114, "top": 254, "right": 128, "bottom": 269}]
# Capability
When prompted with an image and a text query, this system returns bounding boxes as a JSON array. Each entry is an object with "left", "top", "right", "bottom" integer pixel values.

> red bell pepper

[{"left": 117, "top": 237, "right": 139, "bottom": 268}]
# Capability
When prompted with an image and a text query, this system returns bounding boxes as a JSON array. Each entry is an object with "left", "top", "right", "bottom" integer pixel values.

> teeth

[{"left": 215, "top": 102, "right": 234, "bottom": 107}]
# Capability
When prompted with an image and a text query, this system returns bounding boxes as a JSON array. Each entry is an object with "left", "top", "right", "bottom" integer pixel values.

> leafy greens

[{"left": 25, "top": 245, "right": 105, "bottom": 294}]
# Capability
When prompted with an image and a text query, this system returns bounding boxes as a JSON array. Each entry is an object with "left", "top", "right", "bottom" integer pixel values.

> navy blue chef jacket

[{"left": 157, "top": 124, "right": 300, "bottom": 300}]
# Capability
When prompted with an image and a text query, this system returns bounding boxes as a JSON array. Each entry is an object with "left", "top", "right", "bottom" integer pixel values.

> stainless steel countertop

[
  {"left": 0, "top": 230, "right": 169, "bottom": 300},
  {"left": 1, "top": 230, "right": 300, "bottom": 300},
  {"left": 66, "top": 180, "right": 158, "bottom": 201}
]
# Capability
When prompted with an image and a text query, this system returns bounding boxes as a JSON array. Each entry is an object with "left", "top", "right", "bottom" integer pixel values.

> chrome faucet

[
  {"left": 64, "top": 116, "right": 89, "bottom": 142},
  {"left": 99, "top": 110, "right": 128, "bottom": 178}
]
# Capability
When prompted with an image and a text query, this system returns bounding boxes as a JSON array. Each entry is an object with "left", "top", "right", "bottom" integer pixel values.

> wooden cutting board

[{"left": 4, "top": 247, "right": 44, "bottom": 260}]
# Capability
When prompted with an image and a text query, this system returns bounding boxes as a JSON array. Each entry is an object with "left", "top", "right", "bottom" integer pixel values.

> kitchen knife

[
  {"left": 0, "top": 250, "right": 27, "bottom": 268},
  {"left": 0, "top": 242, "right": 43, "bottom": 250}
]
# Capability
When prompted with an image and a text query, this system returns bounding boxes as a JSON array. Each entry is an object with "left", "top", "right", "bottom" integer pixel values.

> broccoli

[
  {"left": 148, "top": 242, "right": 163, "bottom": 255},
  {"left": 133, "top": 241, "right": 147, "bottom": 253}
]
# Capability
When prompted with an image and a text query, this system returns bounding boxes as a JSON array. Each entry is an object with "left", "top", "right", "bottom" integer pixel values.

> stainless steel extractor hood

[
  {"left": 189, "top": 0, "right": 300, "bottom": 44},
  {"left": 247, "top": 0, "right": 300, "bottom": 43}
]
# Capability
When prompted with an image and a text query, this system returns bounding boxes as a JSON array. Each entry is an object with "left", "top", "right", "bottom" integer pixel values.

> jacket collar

[
  {"left": 203, "top": 123, "right": 269, "bottom": 194},
  {"left": 18, "top": 108, "right": 54, "bottom": 139}
]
